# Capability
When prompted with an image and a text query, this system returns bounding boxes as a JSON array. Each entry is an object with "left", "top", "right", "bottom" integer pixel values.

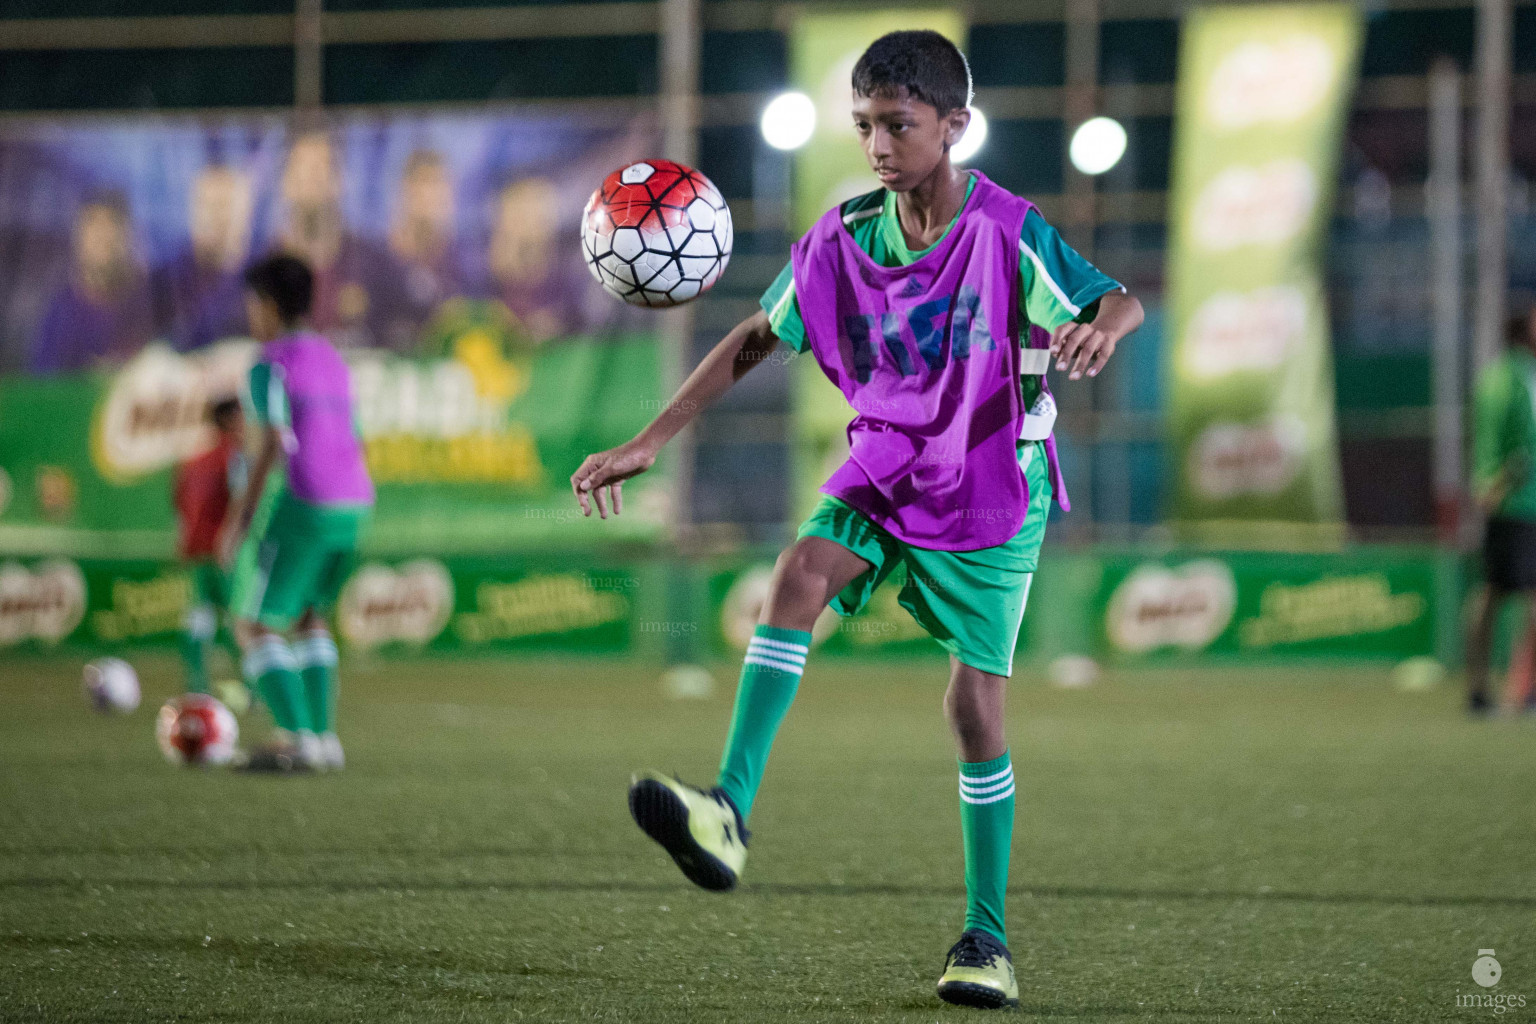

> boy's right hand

[{"left": 571, "top": 439, "right": 658, "bottom": 519}]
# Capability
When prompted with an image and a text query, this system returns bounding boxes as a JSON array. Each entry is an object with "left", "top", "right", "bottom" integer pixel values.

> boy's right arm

[{"left": 570, "top": 310, "right": 780, "bottom": 519}]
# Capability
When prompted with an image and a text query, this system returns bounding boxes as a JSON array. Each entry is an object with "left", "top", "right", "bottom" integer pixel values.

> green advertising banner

[
  {"left": 0, "top": 546, "right": 1471, "bottom": 667},
  {"left": 1164, "top": 4, "right": 1361, "bottom": 545},
  {"left": 1082, "top": 549, "right": 1444, "bottom": 663},
  {"left": 0, "top": 553, "right": 669, "bottom": 657},
  {"left": 706, "top": 548, "right": 1461, "bottom": 667},
  {"left": 0, "top": 330, "right": 670, "bottom": 558},
  {"left": 787, "top": 9, "right": 967, "bottom": 522}
]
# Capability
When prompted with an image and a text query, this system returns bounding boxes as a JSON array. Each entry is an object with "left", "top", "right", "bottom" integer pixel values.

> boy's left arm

[
  {"left": 1050, "top": 291, "right": 1144, "bottom": 381},
  {"left": 217, "top": 425, "right": 280, "bottom": 567},
  {"left": 217, "top": 361, "right": 285, "bottom": 566}
]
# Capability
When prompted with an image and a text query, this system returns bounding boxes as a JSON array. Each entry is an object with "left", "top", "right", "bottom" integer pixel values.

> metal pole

[
  {"left": 1472, "top": 0, "right": 1511, "bottom": 375},
  {"left": 294, "top": 0, "right": 323, "bottom": 119},
  {"left": 660, "top": 0, "right": 699, "bottom": 168},
  {"left": 1062, "top": 0, "right": 1100, "bottom": 537},
  {"left": 1428, "top": 57, "right": 1464, "bottom": 542},
  {"left": 659, "top": 0, "right": 700, "bottom": 548},
  {"left": 1062, "top": 0, "right": 1100, "bottom": 259},
  {"left": 659, "top": 0, "right": 703, "bottom": 671}
]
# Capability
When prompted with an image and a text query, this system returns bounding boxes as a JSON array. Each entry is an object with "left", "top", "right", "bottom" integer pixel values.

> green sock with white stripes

[
  {"left": 714, "top": 624, "right": 811, "bottom": 822},
  {"left": 243, "top": 636, "right": 309, "bottom": 734},
  {"left": 959, "top": 752, "right": 1015, "bottom": 944},
  {"left": 293, "top": 629, "right": 340, "bottom": 736}
]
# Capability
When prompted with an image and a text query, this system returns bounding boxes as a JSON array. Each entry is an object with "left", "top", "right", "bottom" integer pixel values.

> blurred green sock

[
  {"left": 293, "top": 629, "right": 340, "bottom": 735},
  {"left": 179, "top": 603, "right": 215, "bottom": 694},
  {"left": 243, "top": 636, "right": 309, "bottom": 733}
]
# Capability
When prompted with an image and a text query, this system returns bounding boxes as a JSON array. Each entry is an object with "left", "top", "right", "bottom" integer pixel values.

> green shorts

[
  {"left": 797, "top": 440, "right": 1051, "bottom": 677},
  {"left": 230, "top": 488, "right": 371, "bottom": 631}
]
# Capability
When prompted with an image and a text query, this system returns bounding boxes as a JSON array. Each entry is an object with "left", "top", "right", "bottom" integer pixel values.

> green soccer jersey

[
  {"left": 232, "top": 360, "right": 370, "bottom": 630},
  {"left": 760, "top": 174, "right": 1124, "bottom": 358},
  {"left": 1474, "top": 348, "right": 1536, "bottom": 522},
  {"left": 243, "top": 360, "right": 367, "bottom": 501}
]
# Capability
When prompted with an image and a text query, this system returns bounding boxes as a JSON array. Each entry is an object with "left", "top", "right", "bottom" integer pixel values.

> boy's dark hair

[
  {"left": 244, "top": 253, "right": 314, "bottom": 322},
  {"left": 852, "top": 30, "right": 973, "bottom": 115},
  {"left": 209, "top": 397, "right": 243, "bottom": 431}
]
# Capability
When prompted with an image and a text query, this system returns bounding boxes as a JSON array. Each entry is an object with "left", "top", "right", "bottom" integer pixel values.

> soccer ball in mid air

[
  {"left": 582, "top": 159, "right": 733, "bottom": 307},
  {"left": 156, "top": 694, "right": 239, "bottom": 766},
  {"left": 83, "top": 657, "right": 140, "bottom": 714}
]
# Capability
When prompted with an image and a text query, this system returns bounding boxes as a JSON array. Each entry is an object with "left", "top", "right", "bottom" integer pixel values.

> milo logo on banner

[
  {"left": 1180, "top": 287, "right": 1307, "bottom": 380},
  {"left": 1205, "top": 35, "right": 1342, "bottom": 130},
  {"left": 1190, "top": 159, "right": 1317, "bottom": 251},
  {"left": 0, "top": 559, "right": 87, "bottom": 646},
  {"left": 1189, "top": 416, "right": 1309, "bottom": 500},
  {"left": 1106, "top": 560, "right": 1237, "bottom": 654},
  {"left": 338, "top": 560, "right": 455, "bottom": 650},
  {"left": 91, "top": 341, "right": 257, "bottom": 482}
]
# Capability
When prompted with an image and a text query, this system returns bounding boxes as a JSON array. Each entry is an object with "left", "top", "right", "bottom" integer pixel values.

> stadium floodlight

[
  {"left": 760, "top": 92, "right": 816, "bottom": 151},
  {"left": 1069, "top": 116, "right": 1128, "bottom": 176},
  {"left": 950, "top": 107, "right": 989, "bottom": 164}
]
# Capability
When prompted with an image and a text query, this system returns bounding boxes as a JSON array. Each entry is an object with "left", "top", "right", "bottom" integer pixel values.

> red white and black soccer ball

[
  {"left": 83, "top": 657, "right": 141, "bottom": 714},
  {"left": 582, "top": 159, "right": 733, "bottom": 307},
  {"left": 156, "top": 693, "right": 239, "bottom": 766}
]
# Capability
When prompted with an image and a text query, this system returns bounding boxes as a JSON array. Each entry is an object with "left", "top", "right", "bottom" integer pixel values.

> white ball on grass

[
  {"left": 83, "top": 657, "right": 140, "bottom": 714},
  {"left": 1049, "top": 654, "right": 1100, "bottom": 689}
]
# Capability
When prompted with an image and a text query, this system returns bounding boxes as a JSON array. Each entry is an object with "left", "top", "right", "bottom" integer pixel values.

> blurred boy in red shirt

[{"left": 174, "top": 397, "right": 247, "bottom": 696}]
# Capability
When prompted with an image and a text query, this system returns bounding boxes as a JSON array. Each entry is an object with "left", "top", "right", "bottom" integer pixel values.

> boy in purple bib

[
  {"left": 225, "top": 255, "right": 374, "bottom": 774},
  {"left": 572, "top": 31, "right": 1143, "bottom": 1009}
]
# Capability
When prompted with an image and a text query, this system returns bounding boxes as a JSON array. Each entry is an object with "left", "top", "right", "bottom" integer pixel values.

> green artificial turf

[{"left": 1, "top": 653, "right": 1533, "bottom": 1022}]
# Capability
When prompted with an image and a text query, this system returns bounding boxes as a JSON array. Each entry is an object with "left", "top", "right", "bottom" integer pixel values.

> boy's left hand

[
  {"left": 1050, "top": 291, "right": 1143, "bottom": 380},
  {"left": 1050, "top": 322, "right": 1117, "bottom": 380}
]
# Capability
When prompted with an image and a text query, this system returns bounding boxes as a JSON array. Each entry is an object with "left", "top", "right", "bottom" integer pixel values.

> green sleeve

[
  {"left": 1018, "top": 208, "right": 1124, "bottom": 329},
  {"left": 759, "top": 261, "right": 808, "bottom": 353},
  {"left": 1474, "top": 361, "right": 1519, "bottom": 492},
  {"left": 244, "top": 362, "right": 290, "bottom": 429}
]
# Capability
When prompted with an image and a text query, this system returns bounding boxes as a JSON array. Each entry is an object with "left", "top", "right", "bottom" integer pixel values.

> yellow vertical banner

[{"left": 1164, "top": 4, "right": 1362, "bottom": 546}]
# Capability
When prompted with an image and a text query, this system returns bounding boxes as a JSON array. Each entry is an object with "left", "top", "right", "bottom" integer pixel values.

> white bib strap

[
  {"left": 1019, "top": 347, "right": 1052, "bottom": 375},
  {"left": 1020, "top": 388, "right": 1057, "bottom": 441}
]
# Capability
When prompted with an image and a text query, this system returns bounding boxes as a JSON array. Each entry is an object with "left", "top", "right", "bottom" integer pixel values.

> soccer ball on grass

[
  {"left": 156, "top": 693, "right": 239, "bottom": 766},
  {"left": 82, "top": 657, "right": 140, "bottom": 714}
]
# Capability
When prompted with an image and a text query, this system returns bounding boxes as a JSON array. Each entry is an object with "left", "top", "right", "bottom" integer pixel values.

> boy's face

[{"left": 851, "top": 89, "right": 971, "bottom": 193}]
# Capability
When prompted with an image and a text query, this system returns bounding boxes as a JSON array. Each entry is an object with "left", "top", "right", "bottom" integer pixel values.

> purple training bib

[
  {"left": 263, "top": 332, "right": 375, "bottom": 507},
  {"left": 791, "top": 172, "right": 1049, "bottom": 550}
]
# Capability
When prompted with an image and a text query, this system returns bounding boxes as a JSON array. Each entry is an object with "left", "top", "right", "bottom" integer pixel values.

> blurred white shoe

[
  {"left": 294, "top": 730, "right": 326, "bottom": 771},
  {"left": 319, "top": 732, "right": 345, "bottom": 771}
]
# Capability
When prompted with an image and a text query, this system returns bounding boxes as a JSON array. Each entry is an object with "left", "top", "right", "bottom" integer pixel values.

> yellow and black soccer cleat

[
  {"left": 936, "top": 928, "right": 1020, "bottom": 1010},
  {"left": 628, "top": 772, "right": 748, "bottom": 891}
]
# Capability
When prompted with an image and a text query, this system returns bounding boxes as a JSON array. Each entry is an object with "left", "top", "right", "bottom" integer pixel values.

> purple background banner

[{"left": 0, "top": 107, "right": 657, "bottom": 373}]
